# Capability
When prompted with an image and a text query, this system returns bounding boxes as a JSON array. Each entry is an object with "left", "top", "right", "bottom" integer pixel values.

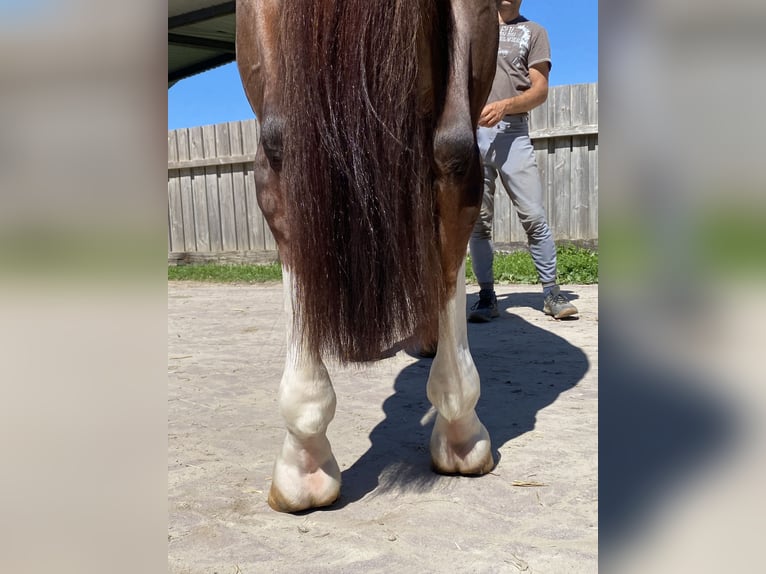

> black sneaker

[
  {"left": 543, "top": 285, "right": 578, "bottom": 319},
  {"left": 468, "top": 289, "right": 499, "bottom": 323}
]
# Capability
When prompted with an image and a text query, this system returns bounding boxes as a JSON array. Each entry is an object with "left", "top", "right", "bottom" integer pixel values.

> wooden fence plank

[
  {"left": 167, "top": 130, "right": 185, "bottom": 252},
  {"left": 552, "top": 85, "right": 572, "bottom": 239},
  {"left": 229, "top": 121, "right": 251, "bottom": 250},
  {"left": 588, "top": 82, "right": 599, "bottom": 126},
  {"left": 215, "top": 123, "right": 238, "bottom": 251},
  {"left": 176, "top": 128, "right": 197, "bottom": 252},
  {"left": 202, "top": 124, "right": 223, "bottom": 252},
  {"left": 241, "top": 119, "right": 258, "bottom": 155},
  {"left": 570, "top": 135, "right": 588, "bottom": 240},
  {"left": 570, "top": 83, "right": 590, "bottom": 127},
  {"left": 529, "top": 94, "right": 548, "bottom": 132},
  {"left": 569, "top": 84, "right": 590, "bottom": 240},
  {"left": 189, "top": 126, "right": 210, "bottom": 251}
]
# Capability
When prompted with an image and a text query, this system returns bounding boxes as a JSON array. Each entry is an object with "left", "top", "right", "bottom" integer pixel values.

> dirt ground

[{"left": 168, "top": 282, "right": 598, "bottom": 573}]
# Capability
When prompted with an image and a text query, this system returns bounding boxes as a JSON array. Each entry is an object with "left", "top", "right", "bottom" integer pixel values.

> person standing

[{"left": 468, "top": 0, "right": 578, "bottom": 322}]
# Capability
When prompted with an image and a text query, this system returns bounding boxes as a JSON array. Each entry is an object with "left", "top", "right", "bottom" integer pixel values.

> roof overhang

[{"left": 168, "top": 1, "right": 236, "bottom": 88}]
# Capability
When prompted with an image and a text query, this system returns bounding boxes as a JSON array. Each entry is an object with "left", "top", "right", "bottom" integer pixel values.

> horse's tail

[{"left": 278, "top": 0, "right": 446, "bottom": 362}]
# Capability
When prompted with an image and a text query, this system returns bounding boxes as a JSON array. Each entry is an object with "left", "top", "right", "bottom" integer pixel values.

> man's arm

[{"left": 478, "top": 62, "right": 550, "bottom": 127}]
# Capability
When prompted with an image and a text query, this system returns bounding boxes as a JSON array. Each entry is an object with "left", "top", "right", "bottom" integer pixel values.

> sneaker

[
  {"left": 468, "top": 289, "right": 499, "bottom": 323},
  {"left": 543, "top": 285, "right": 578, "bottom": 319}
]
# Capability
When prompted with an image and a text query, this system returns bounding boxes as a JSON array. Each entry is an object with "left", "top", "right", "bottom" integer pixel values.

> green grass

[
  {"left": 168, "top": 245, "right": 598, "bottom": 285},
  {"left": 168, "top": 261, "right": 282, "bottom": 283},
  {"left": 467, "top": 244, "right": 598, "bottom": 285}
]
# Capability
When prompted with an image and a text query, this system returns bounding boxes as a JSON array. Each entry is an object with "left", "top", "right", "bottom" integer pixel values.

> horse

[{"left": 236, "top": 0, "right": 499, "bottom": 512}]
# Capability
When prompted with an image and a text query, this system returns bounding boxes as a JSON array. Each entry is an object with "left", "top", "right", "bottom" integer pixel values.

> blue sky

[{"left": 168, "top": 0, "right": 597, "bottom": 130}]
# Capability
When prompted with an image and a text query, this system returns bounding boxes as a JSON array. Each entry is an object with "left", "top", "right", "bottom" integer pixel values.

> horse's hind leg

[
  {"left": 426, "top": 0, "right": 497, "bottom": 475},
  {"left": 268, "top": 268, "right": 341, "bottom": 512},
  {"left": 237, "top": 1, "right": 340, "bottom": 512},
  {"left": 427, "top": 260, "right": 494, "bottom": 475}
]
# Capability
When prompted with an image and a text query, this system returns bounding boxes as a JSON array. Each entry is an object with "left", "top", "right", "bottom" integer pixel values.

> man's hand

[
  {"left": 478, "top": 63, "right": 550, "bottom": 128},
  {"left": 478, "top": 100, "right": 508, "bottom": 127}
]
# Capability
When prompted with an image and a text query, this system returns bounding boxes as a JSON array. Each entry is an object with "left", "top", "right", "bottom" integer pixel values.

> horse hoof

[
  {"left": 431, "top": 448, "right": 495, "bottom": 476},
  {"left": 267, "top": 458, "right": 342, "bottom": 513},
  {"left": 429, "top": 413, "right": 495, "bottom": 476},
  {"left": 267, "top": 483, "right": 340, "bottom": 513}
]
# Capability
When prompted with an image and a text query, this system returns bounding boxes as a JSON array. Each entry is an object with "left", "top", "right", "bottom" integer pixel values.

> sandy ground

[{"left": 168, "top": 283, "right": 598, "bottom": 573}]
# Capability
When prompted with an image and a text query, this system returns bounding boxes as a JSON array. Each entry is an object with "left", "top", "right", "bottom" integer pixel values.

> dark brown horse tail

[{"left": 278, "top": 0, "right": 446, "bottom": 362}]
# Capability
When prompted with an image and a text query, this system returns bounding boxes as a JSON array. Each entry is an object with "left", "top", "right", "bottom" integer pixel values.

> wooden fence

[{"left": 168, "top": 82, "right": 598, "bottom": 263}]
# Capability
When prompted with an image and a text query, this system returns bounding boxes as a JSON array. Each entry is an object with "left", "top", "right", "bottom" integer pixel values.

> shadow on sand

[
  {"left": 327, "top": 290, "right": 589, "bottom": 509},
  {"left": 314, "top": 287, "right": 736, "bottom": 561}
]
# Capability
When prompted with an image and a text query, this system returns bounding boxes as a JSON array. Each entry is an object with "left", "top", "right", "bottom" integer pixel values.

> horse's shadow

[
  {"left": 330, "top": 291, "right": 590, "bottom": 509},
  {"left": 313, "top": 288, "right": 737, "bottom": 558}
]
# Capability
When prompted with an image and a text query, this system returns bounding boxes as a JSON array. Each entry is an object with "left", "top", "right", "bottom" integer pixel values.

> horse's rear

[{"left": 236, "top": 0, "right": 498, "bottom": 512}]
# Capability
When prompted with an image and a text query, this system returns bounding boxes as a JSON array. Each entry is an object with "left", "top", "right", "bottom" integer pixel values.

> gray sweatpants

[{"left": 469, "top": 115, "right": 557, "bottom": 288}]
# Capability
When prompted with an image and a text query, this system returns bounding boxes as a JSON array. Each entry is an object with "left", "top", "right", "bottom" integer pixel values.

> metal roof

[{"left": 168, "top": 1, "right": 236, "bottom": 87}]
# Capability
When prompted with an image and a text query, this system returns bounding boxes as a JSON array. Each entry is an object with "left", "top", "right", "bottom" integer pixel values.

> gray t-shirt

[{"left": 487, "top": 16, "right": 551, "bottom": 115}]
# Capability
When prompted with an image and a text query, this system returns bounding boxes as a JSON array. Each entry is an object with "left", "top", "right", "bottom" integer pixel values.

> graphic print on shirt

[{"left": 499, "top": 24, "right": 531, "bottom": 69}]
